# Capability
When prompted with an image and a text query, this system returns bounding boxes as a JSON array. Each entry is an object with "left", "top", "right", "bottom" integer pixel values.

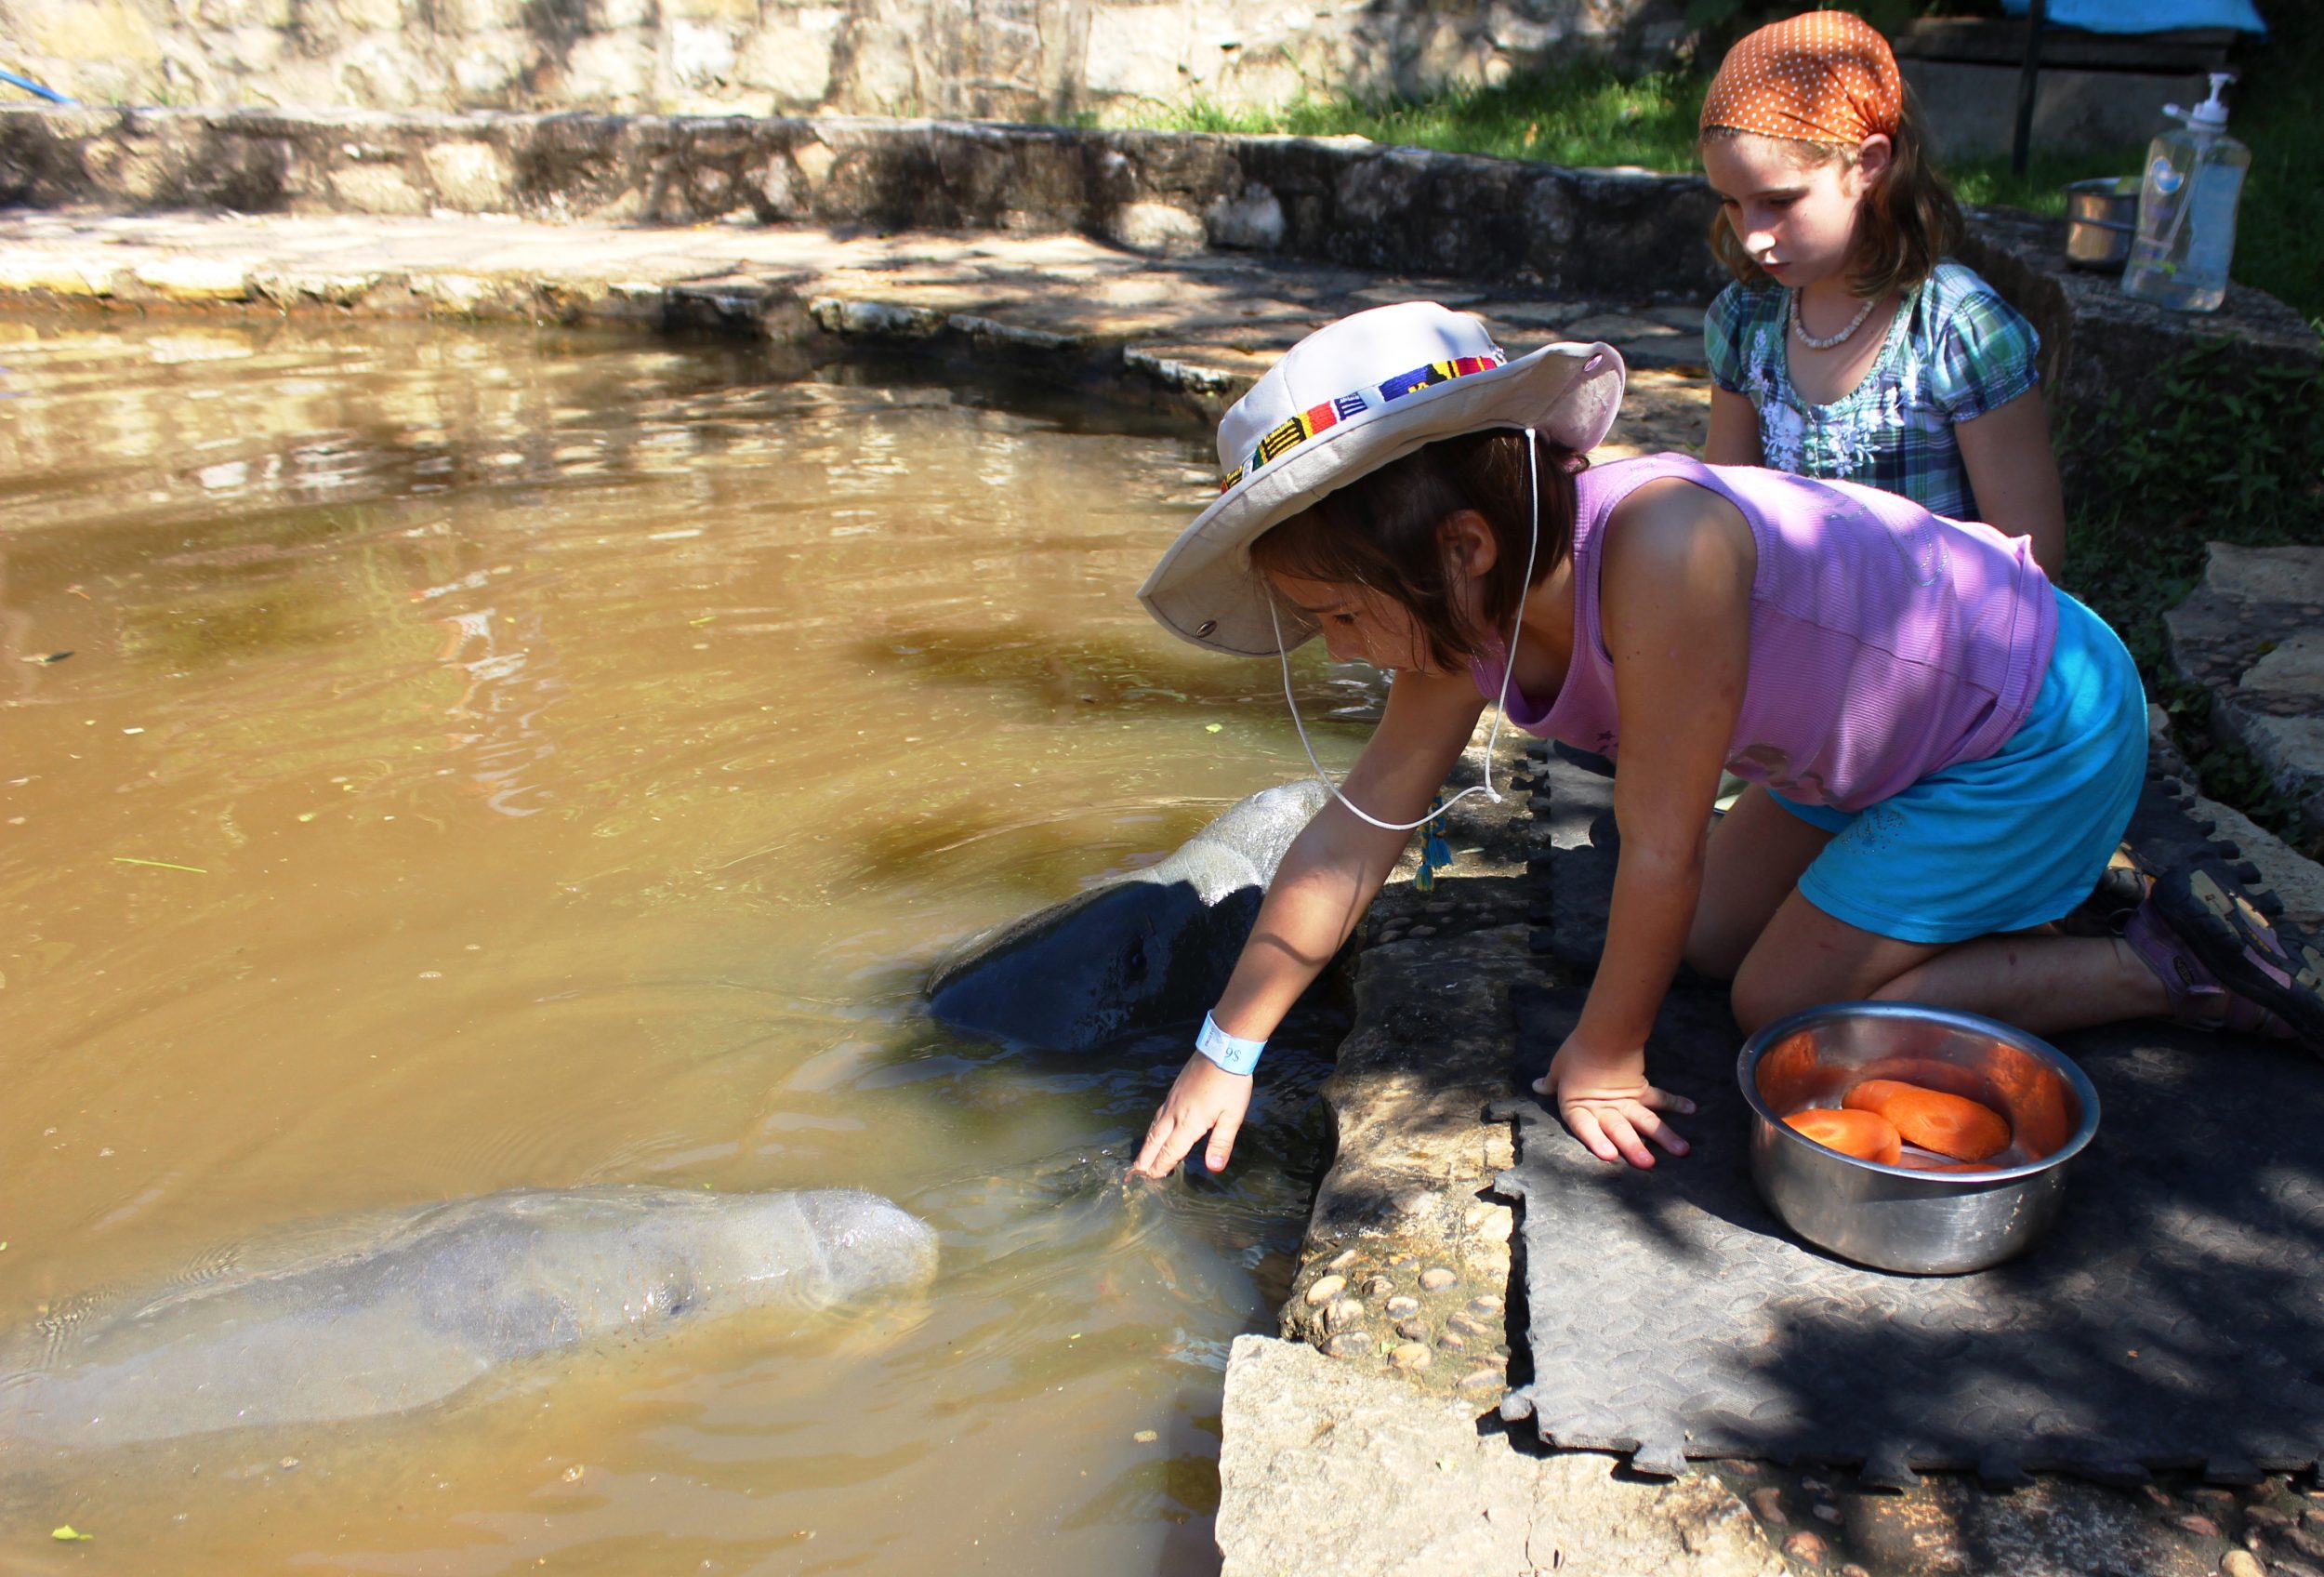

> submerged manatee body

[
  {"left": 0, "top": 1186, "right": 937, "bottom": 1452},
  {"left": 927, "top": 780, "right": 1331, "bottom": 1051}
]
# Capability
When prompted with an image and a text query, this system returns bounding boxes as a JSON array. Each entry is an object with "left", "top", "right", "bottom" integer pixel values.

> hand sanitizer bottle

[{"left": 2121, "top": 72, "right": 2251, "bottom": 313}]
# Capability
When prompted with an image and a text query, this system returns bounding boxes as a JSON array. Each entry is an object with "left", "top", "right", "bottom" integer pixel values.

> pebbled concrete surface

[{"left": 1220, "top": 1334, "right": 1789, "bottom": 1577}]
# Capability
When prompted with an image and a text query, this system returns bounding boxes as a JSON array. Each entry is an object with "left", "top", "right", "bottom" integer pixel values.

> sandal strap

[
  {"left": 2156, "top": 861, "right": 2324, "bottom": 1049},
  {"left": 2127, "top": 891, "right": 2300, "bottom": 1041}
]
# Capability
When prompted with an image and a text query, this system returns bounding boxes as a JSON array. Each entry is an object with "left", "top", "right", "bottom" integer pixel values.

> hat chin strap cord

[{"left": 1270, "top": 427, "right": 1542, "bottom": 834}]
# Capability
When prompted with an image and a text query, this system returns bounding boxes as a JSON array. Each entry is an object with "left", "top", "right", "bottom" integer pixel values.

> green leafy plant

[{"left": 2057, "top": 338, "right": 2324, "bottom": 852}]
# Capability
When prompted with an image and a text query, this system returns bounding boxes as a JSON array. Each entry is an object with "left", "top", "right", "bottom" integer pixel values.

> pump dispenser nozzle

[{"left": 2170, "top": 72, "right": 2235, "bottom": 132}]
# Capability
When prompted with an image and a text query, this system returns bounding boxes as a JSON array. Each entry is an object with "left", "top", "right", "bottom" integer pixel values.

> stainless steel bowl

[
  {"left": 2063, "top": 176, "right": 2139, "bottom": 270},
  {"left": 1737, "top": 1002, "right": 2099, "bottom": 1275}
]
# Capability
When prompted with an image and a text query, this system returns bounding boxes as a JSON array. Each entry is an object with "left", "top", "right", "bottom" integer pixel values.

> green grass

[{"left": 1154, "top": 63, "right": 1711, "bottom": 173}]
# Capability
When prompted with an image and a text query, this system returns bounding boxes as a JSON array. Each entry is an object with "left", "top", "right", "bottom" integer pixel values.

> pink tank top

[{"left": 1472, "top": 455, "right": 2056, "bottom": 811}]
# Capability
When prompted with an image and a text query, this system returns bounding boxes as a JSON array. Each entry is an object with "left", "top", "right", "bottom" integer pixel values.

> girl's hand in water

[
  {"left": 1132, "top": 1056, "right": 1253, "bottom": 1177},
  {"left": 1537, "top": 1035, "right": 1694, "bottom": 1169}
]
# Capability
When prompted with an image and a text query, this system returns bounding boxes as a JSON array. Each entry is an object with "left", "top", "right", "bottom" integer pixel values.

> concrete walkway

[{"left": 0, "top": 207, "right": 1718, "bottom": 451}]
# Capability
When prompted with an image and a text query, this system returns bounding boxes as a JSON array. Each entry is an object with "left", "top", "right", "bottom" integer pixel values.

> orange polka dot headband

[{"left": 1699, "top": 9, "right": 1902, "bottom": 148}]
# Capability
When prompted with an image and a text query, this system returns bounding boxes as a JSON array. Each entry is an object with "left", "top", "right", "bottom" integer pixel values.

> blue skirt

[{"left": 1770, "top": 590, "right": 2146, "bottom": 944}]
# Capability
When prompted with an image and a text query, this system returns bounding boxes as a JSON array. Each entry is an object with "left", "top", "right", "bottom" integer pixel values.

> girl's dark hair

[
  {"left": 1248, "top": 429, "right": 1586, "bottom": 670},
  {"left": 1703, "top": 81, "right": 1963, "bottom": 298}
]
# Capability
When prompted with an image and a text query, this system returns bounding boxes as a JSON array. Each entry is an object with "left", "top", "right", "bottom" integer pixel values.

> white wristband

[{"left": 1195, "top": 1011, "right": 1265, "bottom": 1077}]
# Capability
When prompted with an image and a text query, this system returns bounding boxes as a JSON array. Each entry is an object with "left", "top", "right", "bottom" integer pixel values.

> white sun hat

[{"left": 1137, "top": 300, "right": 1626, "bottom": 657}]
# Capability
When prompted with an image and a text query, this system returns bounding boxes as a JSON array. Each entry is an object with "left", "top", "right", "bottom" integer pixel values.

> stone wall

[
  {"left": 0, "top": 0, "right": 1688, "bottom": 122},
  {"left": 1955, "top": 205, "right": 2321, "bottom": 496},
  {"left": 0, "top": 107, "right": 1733, "bottom": 300}
]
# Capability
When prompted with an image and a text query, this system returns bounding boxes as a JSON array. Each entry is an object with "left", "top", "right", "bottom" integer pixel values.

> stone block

[
  {"left": 335, "top": 36, "right": 431, "bottom": 105},
  {"left": 1103, "top": 199, "right": 1206, "bottom": 257},
  {"left": 827, "top": 19, "right": 919, "bottom": 114},
  {"left": 562, "top": 32, "right": 652, "bottom": 106},
  {"left": 133, "top": 256, "right": 252, "bottom": 300},
  {"left": 1205, "top": 182, "right": 1282, "bottom": 251},
  {"left": 668, "top": 20, "right": 740, "bottom": 89},
  {"left": 327, "top": 160, "right": 428, "bottom": 213},
  {"left": 1901, "top": 59, "right": 2207, "bottom": 163},
  {"left": 193, "top": 0, "right": 292, "bottom": 28},
  {"left": 423, "top": 139, "right": 513, "bottom": 209},
  {"left": 2215, "top": 709, "right": 2324, "bottom": 838},
  {"left": 449, "top": 33, "right": 527, "bottom": 100},
  {"left": 1081, "top": 4, "right": 1187, "bottom": 101},
  {"left": 84, "top": 135, "right": 178, "bottom": 205},
  {"left": 17, "top": 0, "right": 163, "bottom": 62},
  {"left": 0, "top": 253, "right": 124, "bottom": 297},
  {"left": 410, "top": 271, "right": 502, "bottom": 313},
  {"left": 2203, "top": 545, "right": 2324, "bottom": 610},
  {"left": 749, "top": 153, "right": 811, "bottom": 217},
  {"left": 2243, "top": 634, "right": 2324, "bottom": 703},
  {"left": 263, "top": 58, "right": 338, "bottom": 106},
  {"left": 152, "top": 44, "right": 221, "bottom": 106},
  {"left": 333, "top": 0, "right": 411, "bottom": 33},
  {"left": 734, "top": 17, "right": 838, "bottom": 107},
  {"left": 789, "top": 136, "right": 835, "bottom": 188},
  {"left": 1211, "top": 47, "right": 1312, "bottom": 110},
  {"left": 213, "top": 25, "right": 287, "bottom": 73},
  {"left": 429, "top": 0, "right": 527, "bottom": 31},
  {"left": 590, "top": 0, "right": 654, "bottom": 29}
]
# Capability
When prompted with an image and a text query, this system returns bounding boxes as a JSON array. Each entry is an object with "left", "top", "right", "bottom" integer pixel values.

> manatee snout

[{"left": 790, "top": 1189, "right": 941, "bottom": 1302}]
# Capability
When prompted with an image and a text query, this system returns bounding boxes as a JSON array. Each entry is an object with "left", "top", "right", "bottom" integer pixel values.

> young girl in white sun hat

[{"left": 1128, "top": 300, "right": 2323, "bottom": 1178}]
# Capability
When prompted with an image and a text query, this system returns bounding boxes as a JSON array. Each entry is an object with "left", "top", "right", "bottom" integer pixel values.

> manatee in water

[
  {"left": 0, "top": 1186, "right": 936, "bottom": 1452},
  {"left": 927, "top": 778, "right": 1332, "bottom": 1051}
]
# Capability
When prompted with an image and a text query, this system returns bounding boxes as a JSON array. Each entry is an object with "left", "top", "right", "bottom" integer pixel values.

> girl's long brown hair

[
  {"left": 1703, "top": 82, "right": 1963, "bottom": 299},
  {"left": 1248, "top": 430, "right": 1586, "bottom": 671}
]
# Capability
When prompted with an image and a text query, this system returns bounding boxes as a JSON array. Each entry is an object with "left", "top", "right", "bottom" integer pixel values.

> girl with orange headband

[{"left": 1697, "top": 11, "right": 2066, "bottom": 576}]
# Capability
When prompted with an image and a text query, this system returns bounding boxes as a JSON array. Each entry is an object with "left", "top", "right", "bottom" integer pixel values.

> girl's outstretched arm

[
  {"left": 1131, "top": 666, "right": 1487, "bottom": 1177},
  {"left": 1537, "top": 478, "right": 1752, "bottom": 1167},
  {"left": 1954, "top": 388, "right": 2067, "bottom": 576}
]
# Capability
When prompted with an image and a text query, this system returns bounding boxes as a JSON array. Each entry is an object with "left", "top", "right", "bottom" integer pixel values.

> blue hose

[{"left": 0, "top": 67, "right": 73, "bottom": 105}]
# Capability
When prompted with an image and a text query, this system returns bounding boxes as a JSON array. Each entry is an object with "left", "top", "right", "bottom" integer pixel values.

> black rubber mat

[{"left": 1499, "top": 748, "right": 2324, "bottom": 1485}]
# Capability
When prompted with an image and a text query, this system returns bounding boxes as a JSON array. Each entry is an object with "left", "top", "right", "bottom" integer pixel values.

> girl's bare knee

[
  {"left": 1684, "top": 924, "right": 1743, "bottom": 983},
  {"left": 1728, "top": 972, "right": 1793, "bottom": 1037}
]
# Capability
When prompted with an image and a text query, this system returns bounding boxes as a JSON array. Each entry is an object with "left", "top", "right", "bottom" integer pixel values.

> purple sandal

[{"left": 2123, "top": 860, "right": 2324, "bottom": 1049}]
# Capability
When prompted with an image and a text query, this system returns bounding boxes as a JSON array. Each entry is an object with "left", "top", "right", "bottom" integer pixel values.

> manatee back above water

[
  {"left": 926, "top": 780, "right": 1331, "bottom": 1051},
  {"left": 0, "top": 1186, "right": 937, "bottom": 1453}
]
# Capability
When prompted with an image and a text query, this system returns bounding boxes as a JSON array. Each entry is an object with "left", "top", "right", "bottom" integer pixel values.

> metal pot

[
  {"left": 2063, "top": 176, "right": 2139, "bottom": 270},
  {"left": 1737, "top": 1001, "right": 2099, "bottom": 1275}
]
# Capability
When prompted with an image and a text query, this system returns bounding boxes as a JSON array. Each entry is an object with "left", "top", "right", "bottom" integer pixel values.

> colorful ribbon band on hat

[
  {"left": 1698, "top": 9, "right": 1901, "bottom": 148},
  {"left": 1219, "top": 352, "right": 1505, "bottom": 493}
]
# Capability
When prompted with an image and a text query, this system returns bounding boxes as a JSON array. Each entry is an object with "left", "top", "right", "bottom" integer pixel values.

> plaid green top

[{"left": 1704, "top": 261, "right": 2041, "bottom": 523}]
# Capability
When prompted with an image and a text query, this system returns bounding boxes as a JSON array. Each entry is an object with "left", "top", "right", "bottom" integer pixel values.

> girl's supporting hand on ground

[
  {"left": 1536, "top": 1034, "right": 1695, "bottom": 1169},
  {"left": 1133, "top": 1054, "right": 1254, "bottom": 1176}
]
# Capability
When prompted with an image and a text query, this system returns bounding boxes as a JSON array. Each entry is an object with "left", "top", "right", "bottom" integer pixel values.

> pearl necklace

[{"left": 1789, "top": 288, "right": 1878, "bottom": 351}]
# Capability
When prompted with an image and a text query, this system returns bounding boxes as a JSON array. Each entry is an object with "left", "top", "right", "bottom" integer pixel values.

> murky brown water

[{"left": 0, "top": 317, "right": 1381, "bottom": 1573}]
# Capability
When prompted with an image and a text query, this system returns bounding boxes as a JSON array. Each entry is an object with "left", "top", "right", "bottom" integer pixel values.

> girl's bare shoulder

[{"left": 1601, "top": 473, "right": 1754, "bottom": 574}]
